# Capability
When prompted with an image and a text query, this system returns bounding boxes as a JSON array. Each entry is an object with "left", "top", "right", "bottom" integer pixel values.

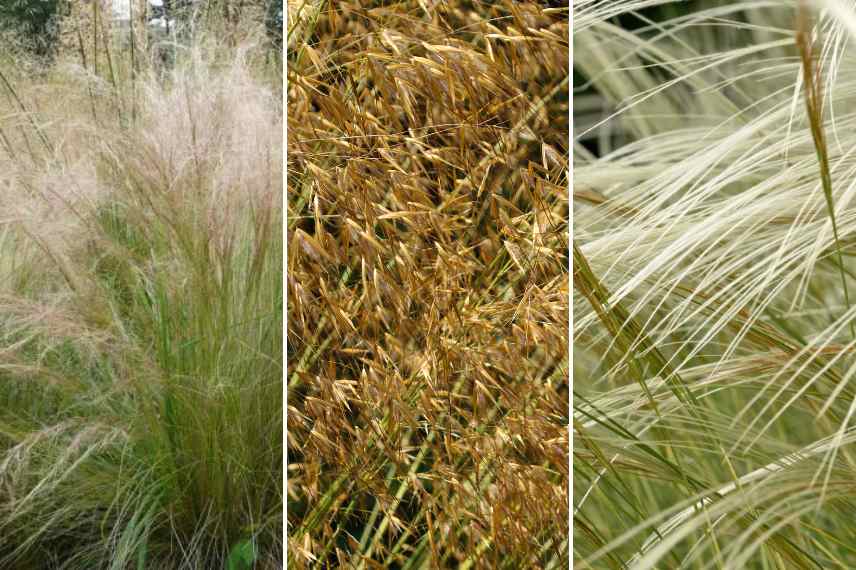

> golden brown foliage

[{"left": 287, "top": 1, "right": 569, "bottom": 567}]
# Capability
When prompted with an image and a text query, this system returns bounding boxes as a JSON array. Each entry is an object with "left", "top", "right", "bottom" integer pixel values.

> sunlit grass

[{"left": 287, "top": 1, "right": 569, "bottom": 567}]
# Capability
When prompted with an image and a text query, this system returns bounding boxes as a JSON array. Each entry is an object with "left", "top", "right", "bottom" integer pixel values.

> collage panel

[
  {"left": 287, "top": 1, "right": 569, "bottom": 568},
  {"left": 1, "top": 1, "right": 283, "bottom": 568},
  {"left": 575, "top": 1, "right": 856, "bottom": 568}
]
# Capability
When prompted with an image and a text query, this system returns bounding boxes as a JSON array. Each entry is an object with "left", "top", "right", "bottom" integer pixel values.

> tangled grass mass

[{"left": 287, "top": 1, "right": 569, "bottom": 567}]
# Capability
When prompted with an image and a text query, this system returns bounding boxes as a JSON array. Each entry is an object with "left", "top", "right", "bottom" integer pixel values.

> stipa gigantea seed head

[{"left": 289, "top": 1, "right": 567, "bottom": 567}]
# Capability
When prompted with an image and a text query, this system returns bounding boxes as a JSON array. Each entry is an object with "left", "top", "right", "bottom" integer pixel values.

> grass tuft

[{"left": 0, "top": 14, "right": 283, "bottom": 570}]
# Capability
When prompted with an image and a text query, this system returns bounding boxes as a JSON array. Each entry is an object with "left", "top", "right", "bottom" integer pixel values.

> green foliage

[
  {"left": 265, "top": 0, "right": 282, "bottom": 49},
  {"left": 0, "top": 0, "right": 61, "bottom": 56},
  {"left": 226, "top": 540, "right": 257, "bottom": 570}
]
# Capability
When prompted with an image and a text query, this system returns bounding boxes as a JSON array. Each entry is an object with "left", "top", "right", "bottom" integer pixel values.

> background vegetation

[
  {"left": 287, "top": 1, "right": 568, "bottom": 567},
  {"left": 0, "top": 2, "right": 282, "bottom": 568},
  {"left": 575, "top": 0, "right": 856, "bottom": 567},
  {"left": 0, "top": 0, "right": 60, "bottom": 56}
]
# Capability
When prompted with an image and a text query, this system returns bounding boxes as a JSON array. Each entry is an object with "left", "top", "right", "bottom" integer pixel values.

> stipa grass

[
  {"left": 0, "top": 31, "right": 282, "bottom": 570},
  {"left": 575, "top": 0, "right": 856, "bottom": 568},
  {"left": 287, "top": 1, "right": 569, "bottom": 568}
]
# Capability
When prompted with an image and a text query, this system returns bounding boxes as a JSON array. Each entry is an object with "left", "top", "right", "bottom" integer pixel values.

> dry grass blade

[{"left": 796, "top": 1, "right": 854, "bottom": 339}]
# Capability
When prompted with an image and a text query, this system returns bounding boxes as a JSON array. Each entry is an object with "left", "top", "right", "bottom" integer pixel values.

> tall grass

[
  {"left": 0, "top": 12, "right": 282, "bottom": 570},
  {"left": 574, "top": 0, "right": 856, "bottom": 567},
  {"left": 287, "top": 1, "right": 568, "bottom": 567}
]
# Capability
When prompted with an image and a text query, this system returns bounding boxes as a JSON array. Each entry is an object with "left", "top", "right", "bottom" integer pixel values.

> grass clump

[
  {"left": 574, "top": 0, "right": 856, "bottom": 567},
  {"left": 287, "top": 1, "right": 568, "bottom": 567},
  {"left": 0, "top": 15, "right": 283, "bottom": 570}
]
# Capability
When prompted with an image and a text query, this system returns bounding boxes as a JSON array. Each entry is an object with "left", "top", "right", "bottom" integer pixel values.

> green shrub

[{"left": 0, "top": 0, "right": 61, "bottom": 56}]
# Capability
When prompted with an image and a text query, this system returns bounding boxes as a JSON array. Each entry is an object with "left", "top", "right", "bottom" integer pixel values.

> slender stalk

[{"left": 796, "top": 2, "right": 854, "bottom": 339}]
